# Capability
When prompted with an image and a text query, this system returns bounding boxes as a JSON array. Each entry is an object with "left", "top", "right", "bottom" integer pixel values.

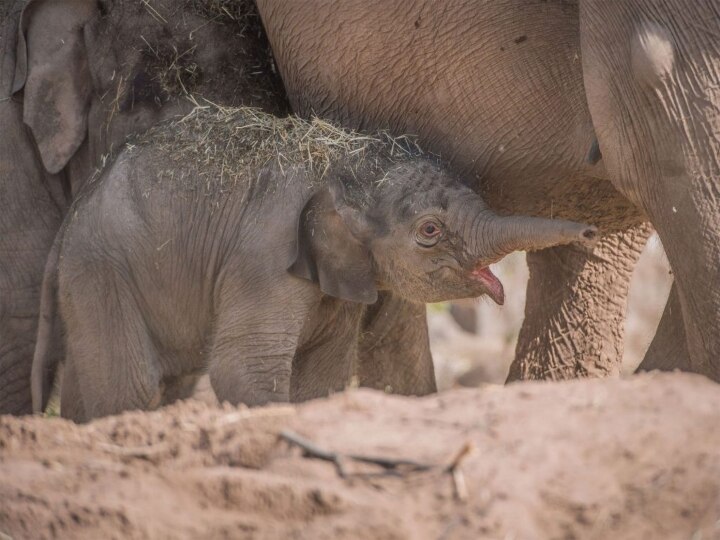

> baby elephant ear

[{"left": 288, "top": 187, "right": 378, "bottom": 304}]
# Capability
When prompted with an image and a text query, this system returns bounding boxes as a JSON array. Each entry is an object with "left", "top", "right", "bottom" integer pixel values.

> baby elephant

[{"left": 32, "top": 108, "right": 596, "bottom": 421}]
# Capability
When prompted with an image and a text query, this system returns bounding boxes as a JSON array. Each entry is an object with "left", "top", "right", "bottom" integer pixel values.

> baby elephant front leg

[{"left": 209, "top": 296, "right": 309, "bottom": 407}]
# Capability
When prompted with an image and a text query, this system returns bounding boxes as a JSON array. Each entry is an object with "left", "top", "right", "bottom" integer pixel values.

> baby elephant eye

[{"left": 416, "top": 220, "right": 442, "bottom": 247}]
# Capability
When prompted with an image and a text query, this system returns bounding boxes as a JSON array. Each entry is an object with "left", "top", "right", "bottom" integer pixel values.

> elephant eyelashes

[{"left": 416, "top": 220, "right": 442, "bottom": 247}]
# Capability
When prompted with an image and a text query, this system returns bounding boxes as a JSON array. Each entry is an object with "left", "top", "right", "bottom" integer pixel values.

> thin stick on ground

[
  {"left": 279, "top": 430, "right": 348, "bottom": 477},
  {"left": 444, "top": 441, "right": 476, "bottom": 501},
  {"left": 279, "top": 430, "right": 434, "bottom": 478},
  {"left": 279, "top": 430, "right": 476, "bottom": 501},
  {"left": 347, "top": 452, "right": 433, "bottom": 472}
]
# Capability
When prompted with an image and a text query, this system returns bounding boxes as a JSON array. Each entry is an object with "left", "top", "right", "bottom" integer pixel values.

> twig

[
  {"left": 451, "top": 468, "right": 468, "bottom": 501},
  {"left": 347, "top": 453, "right": 433, "bottom": 473},
  {"left": 280, "top": 430, "right": 436, "bottom": 478},
  {"left": 444, "top": 441, "right": 476, "bottom": 501},
  {"left": 280, "top": 430, "right": 478, "bottom": 502},
  {"left": 279, "top": 430, "right": 347, "bottom": 477},
  {"left": 281, "top": 430, "right": 479, "bottom": 476},
  {"left": 140, "top": 0, "right": 167, "bottom": 24},
  {"left": 444, "top": 441, "right": 475, "bottom": 473}
]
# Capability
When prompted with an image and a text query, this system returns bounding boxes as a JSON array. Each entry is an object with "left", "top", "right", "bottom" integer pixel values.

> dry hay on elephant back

[
  {"left": 1, "top": 372, "right": 719, "bottom": 539},
  {"left": 129, "top": 100, "right": 426, "bottom": 197},
  {"left": 102, "top": 0, "right": 288, "bottom": 116}
]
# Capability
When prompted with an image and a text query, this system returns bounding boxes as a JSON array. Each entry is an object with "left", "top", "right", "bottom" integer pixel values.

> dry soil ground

[{"left": 2, "top": 372, "right": 719, "bottom": 539}]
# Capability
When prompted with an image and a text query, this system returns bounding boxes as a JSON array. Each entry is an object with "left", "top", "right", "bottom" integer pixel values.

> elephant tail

[{"left": 31, "top": 229, "right": 63, "bottom": 414}]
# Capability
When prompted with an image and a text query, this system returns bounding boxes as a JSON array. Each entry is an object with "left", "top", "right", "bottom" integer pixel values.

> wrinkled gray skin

[
  {"left": 0, "top": 0, "right": 287, "bottom": 414},
  {"left": 34, "top": 116, "right": 596, "bottom": 421},
  {"left": 580, "top": 1, "right": 719, "bottom": 377},
  {"left": 257, "top": 0, "right": 719, "bottom": 382}
]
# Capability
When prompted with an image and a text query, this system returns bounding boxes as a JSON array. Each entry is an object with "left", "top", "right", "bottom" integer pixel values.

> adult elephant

[
  {"left": 0, "top": 0, "right": 287, "bottom": 414},
  {"left": 256, "top": 0, "right": 655, "bottom": 386},
  {"left": 580, "top": 1, "right": 719, "bottom": 378}
]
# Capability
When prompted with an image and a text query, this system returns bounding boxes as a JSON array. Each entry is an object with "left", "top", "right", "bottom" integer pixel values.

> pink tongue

[{"left": 471, "top": 266, "right": 505, "bottom": 306}]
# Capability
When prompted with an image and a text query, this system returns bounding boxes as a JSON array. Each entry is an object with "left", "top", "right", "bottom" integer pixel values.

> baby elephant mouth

[{"left": 470, "top": 265, "right": 505, "bottom": 306}]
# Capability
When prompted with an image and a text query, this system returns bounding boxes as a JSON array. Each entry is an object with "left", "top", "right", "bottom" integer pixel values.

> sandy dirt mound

[{"left": 2, "top": 372, "right": 720, "bottom": 539}]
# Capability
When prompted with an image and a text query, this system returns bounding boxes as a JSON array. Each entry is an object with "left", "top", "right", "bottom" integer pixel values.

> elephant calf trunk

[{"left": 486, "top": 215, "right": 598, "bottom": 259}]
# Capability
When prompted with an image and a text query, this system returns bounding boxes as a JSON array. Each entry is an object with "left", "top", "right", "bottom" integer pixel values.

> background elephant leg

[
  {"left": 449, "top": 302, "right": 479, "bottom": 334},
  {"left": 0, "top": 102, "right": 67, "bottom": 415},
  {"left": 636, "top": 283, "right": 690, "bottom": 372},
  {"left": 508, "top": 223, "right": 652, "bottom": 381},
  {"left": 357, "top": 292, "right": 436, "bottom": 395}
]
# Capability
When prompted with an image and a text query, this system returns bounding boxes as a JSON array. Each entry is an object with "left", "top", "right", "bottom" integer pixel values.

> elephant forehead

[{"left": 388, "top": 184, "right": 460, "bottom": 221}]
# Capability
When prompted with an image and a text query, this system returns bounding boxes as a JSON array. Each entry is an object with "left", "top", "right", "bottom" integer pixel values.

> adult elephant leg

[
  {"left": 357, "top": 292, "right": 436, "bottom": 395},
  {"left": 0, "top": 101, "right": 67, "bottom": 415},
  {"left": 581, "top": 0, "right": 720, "bottom": 380},
  {"left": 636, "top": 283, "right": 690, "bottom": 372},
  {"left": 508, "top": 223, "right": 652, "bottom": 381}
]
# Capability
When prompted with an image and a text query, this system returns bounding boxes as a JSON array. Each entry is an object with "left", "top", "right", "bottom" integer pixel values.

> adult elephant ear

[
  {"left": 12, "top": 0, "right": 97, "bottom": 174},
  {"left": 288, "top": 181, "right": 378, "bottom": 304}
]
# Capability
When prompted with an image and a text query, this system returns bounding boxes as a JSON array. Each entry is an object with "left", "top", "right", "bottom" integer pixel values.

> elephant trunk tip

[
  {"left": 578, "top": 225, "right": 599, "bottom": 246},
  {"left": 485, "top": 216, "right": 600, "bottom": 259},
  {"left": 533, "top": 221, "right": 599, "bottom": 251}
]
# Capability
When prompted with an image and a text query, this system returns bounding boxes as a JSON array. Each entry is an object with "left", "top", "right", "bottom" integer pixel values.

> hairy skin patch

[{"left": 631, "top": 23, "right": 675, "bottom": 87}]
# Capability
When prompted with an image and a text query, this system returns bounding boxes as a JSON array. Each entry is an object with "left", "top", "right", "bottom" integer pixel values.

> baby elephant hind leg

[
  {"left": 59, "top": 268, "right": 162, "bottom": 421},
  {"left": 59, "top": 360, "right": 87, "bottom": 422}
]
